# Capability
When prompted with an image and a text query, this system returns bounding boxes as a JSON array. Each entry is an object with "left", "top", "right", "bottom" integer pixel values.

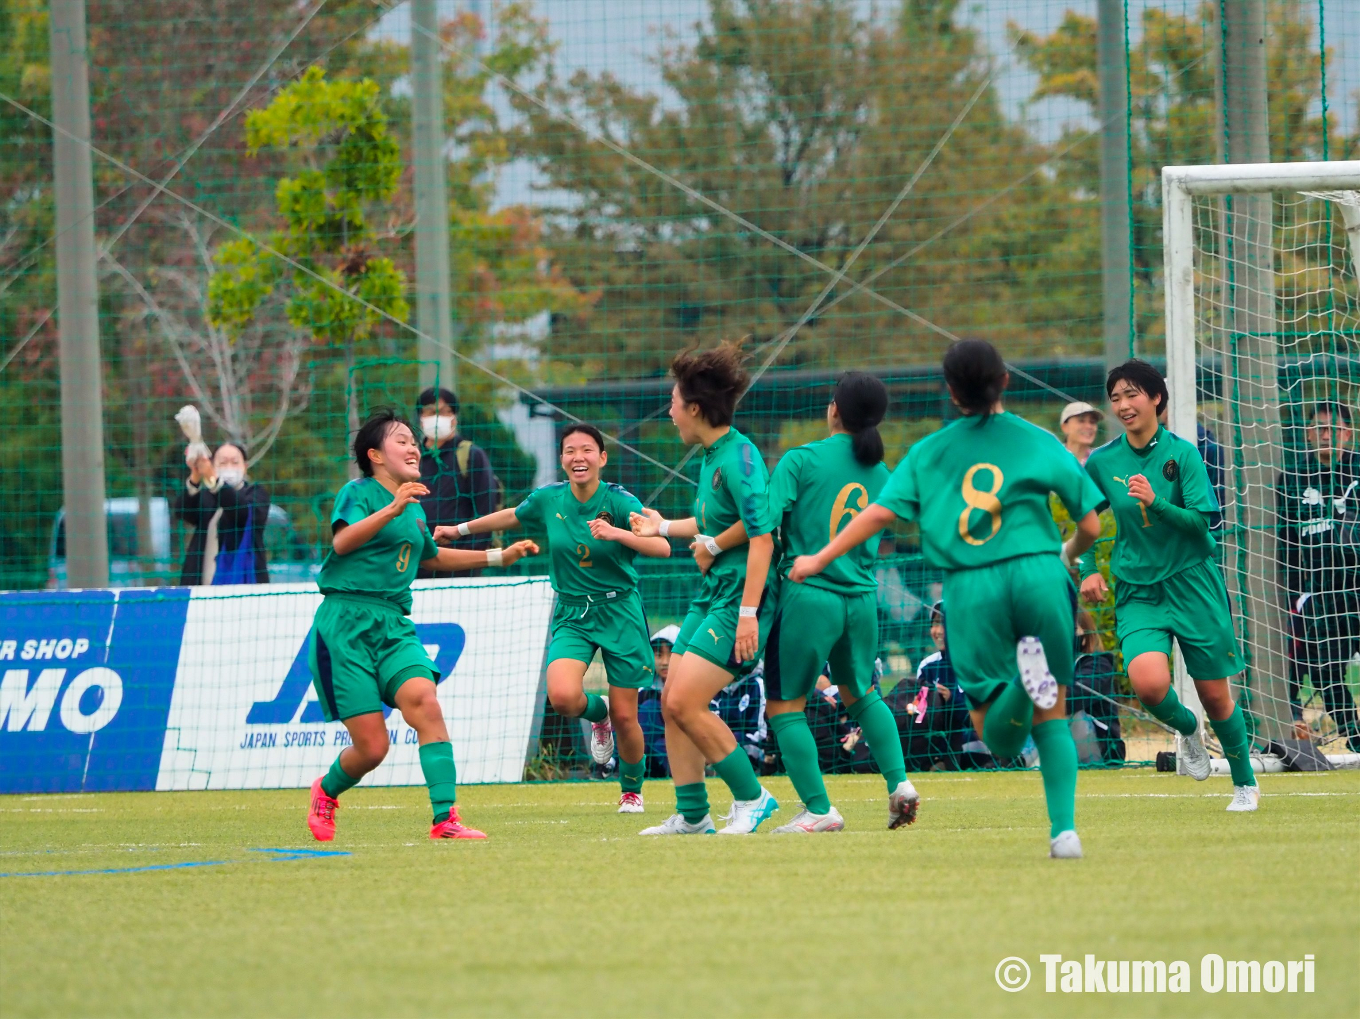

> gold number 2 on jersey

[
  {"left": 576, "top": 542, "right": 593, "bottom": 568},
  {"left": 395, "top": 542, "right": 412, "bottom": 572},
  {"left": 829, "top": 483, "right": 869, "bottom": 544},
  {"left": 959, "top": 463, "right": 1004, "bottom": 545}
]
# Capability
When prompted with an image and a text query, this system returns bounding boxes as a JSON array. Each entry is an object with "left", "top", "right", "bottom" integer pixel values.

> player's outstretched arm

[
  {"left": 588, "top": 517, "right": 670, "bottom": 558},
  {"left": 434, "top": 506, "right": 521, "bottom": 544},
  {"left": 629, "top": 507, "right": 698, "bottom": 540},
  {"left": 789, "top": 503, "right": 896, "bottom": 583},
  {"left": 422, "top": 539, "right": 539, "bottom": 573},
  {"left": 332, "top": 482, "right": 429, "bottom": 556}
]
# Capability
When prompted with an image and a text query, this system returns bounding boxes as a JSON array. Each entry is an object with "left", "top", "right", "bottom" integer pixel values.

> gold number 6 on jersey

[
  {"left": 829, "top": 483, "right": 869, "bottom": 543},
  {"left": 958, "top": 463, "right": 1004, "bottom": 546}
]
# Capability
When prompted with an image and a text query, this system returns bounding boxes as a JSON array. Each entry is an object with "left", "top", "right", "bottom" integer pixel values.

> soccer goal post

[{"left": 1162, "top": 160, "right": 1360, "bottom": 771}]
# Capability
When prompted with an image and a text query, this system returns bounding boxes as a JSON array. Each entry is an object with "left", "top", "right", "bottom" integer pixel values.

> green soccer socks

[
  {"left": 1031, "top": 719, "right": 1078, "bottom": 838},
  {"left": 321, "top": 754, "right": 361, "bottom": 800},
  {"left": 982, "top": 677, "right": 1035, "bottom": 759},
  {"left": 419, "top": 741, "right": 458, "bottom": 824},
  {"left": 769, "top": 712, "right": 830, "bottom": 815},
  {"left": 713, "top": 746, "right": 762, "bottom": 802},
  {"left": 1144, "top": 686, "right": 1199, "bottom": 737},
  {"left": 675, "top": 781, "right": 710, "bottom": 825},
  {"left": 1209, "top": 703, "right": 1257, "bottom": 787},
  {"left": 845, "top": 690, "right": 908, "bottom": 792},
  {"left": 581, "top": 693, "right": 609, "bottom": 723},
  {"left": 619, "top": 754, "right": 646, "bottom": 795}
]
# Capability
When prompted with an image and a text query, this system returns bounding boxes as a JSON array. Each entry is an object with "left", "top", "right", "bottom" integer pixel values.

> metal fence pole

[{"left": 1098, "top": 0, "right": 1132, "bottom": 369}]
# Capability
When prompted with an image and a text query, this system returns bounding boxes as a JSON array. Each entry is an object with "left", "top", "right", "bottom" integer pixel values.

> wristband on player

[
  {"left": 658, "top": 519, "right": 671, "bottom": 538},
  {"left": 704, "top": 535, "right": 722, "bottom": 557},
  {"left": 457, "top": 521, "right": 472, "bottom": 537},
  {"left": 1059, "top": 542, "right": 1074, "bottom": 569},
  {"left": 486, "top": 548, "right": 503, "bottom": 567},
  {"left": 738, "top": 605, "right": 758, "bottom": 619}
]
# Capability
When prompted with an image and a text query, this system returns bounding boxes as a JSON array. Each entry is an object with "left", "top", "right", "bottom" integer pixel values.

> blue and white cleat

[
  {"left": 1016, "top": 636, "right": 1059, "bottom": 711},
  {"left": 717, "top": 787, "right": 780, "bottom": 835},
  {"left": 1226, "top": 785, "right": 1260, "bottom": 812}
]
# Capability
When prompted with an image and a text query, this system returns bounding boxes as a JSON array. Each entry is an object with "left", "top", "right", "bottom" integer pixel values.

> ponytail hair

[
  {"left": 942, "top": 339, "right": 1008, "bottom": 419},
  {"left": 832, "top": 371, "right": 888, "bottom": 465}
]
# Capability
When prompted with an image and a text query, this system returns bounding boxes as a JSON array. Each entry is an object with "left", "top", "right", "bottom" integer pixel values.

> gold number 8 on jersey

[
  {"left": 958, "top": 463, "right": 1004, "bottom": 546},
  {"left": 829, "top": 483, "right": 869, "bottom": 544}
]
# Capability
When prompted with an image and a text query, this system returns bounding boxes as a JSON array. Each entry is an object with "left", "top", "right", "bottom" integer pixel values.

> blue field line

[{"left": 1, "top": 847, "right": 350, "bottom": 877}]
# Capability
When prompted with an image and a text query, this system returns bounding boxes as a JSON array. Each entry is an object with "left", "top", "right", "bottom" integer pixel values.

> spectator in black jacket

[
  {"left": 888, "top": 601, "right": 970, "bottom": 769},
  {"left": 416, "top": 387, "right": 498, "bottom": 579},
  {"left": 174, "top": 442, "right": 270, "bottom": 585},
  {"left": 1277, "top": 403, "right": 1360, "bottom": 750},
  {"left": 1070, "top": 609, "right": 1124, "bottom": 764}
]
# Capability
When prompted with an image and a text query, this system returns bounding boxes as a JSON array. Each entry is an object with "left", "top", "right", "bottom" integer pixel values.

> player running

[
  {"left": 629, "top": 341, "right": 782, "bottom": 835},
  {"left": 763, "top": 371, "right": 919, "bottom": 833},
  {"left": 306, "top": 409, "right": 538, "bottom": 842},
  {"left": 790, "top": 340, "right": 1103, "bottom": 858},
  {"left": 1078, "top": 360, "right": 1260, "bottom": 811},
  {"left": 446, "top": 424, "right": 671, "bottom": 814}
]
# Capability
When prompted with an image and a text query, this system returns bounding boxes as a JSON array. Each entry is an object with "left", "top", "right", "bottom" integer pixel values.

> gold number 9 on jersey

[
  {"left": 395, "top": 542, "right": 412, "bottom": 572},
  {"left": 829, "top": 483, "right": 869, "bottom": 544},
  {"left": 958, "top": 463, "right": 1004, "bottom": 546}
]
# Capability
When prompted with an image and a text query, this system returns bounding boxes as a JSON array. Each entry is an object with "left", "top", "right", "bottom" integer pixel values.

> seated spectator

[
  {"left": 638, "top": 625, "right": 679, "bottom": 777},
  {"left": 1069, "top": 609, "right": 1125, "bottom": 765},
  {"left": 799, "top": 665, "right": 880, "bottom": 774},
  {"left": 711, "top": 661, "right": 767, "bottom": 766},
  {"left": 174, "top": 441, "right": 270, "bottom": 585},
  {"left": 887, "top": 601, "right": 972, "bottom": 770}
]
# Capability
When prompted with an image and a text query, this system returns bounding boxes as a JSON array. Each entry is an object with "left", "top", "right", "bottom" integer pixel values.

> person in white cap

[{"left": 1060, "top": 401, "right": 1103, "bottom": 465}]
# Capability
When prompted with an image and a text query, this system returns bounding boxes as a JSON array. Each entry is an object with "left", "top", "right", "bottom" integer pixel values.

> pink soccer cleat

[
  {"left": 307, "top": 776, "right": 338, "bottom": 842},
  {"left": 618, "top": 791, "right": 644, "bottom": 814},
  {"left": 430, "top": 806, "right": 487, "bottom": 839}
]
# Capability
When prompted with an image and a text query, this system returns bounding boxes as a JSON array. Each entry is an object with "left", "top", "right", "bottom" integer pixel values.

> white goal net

[{"left": 1164, "top": 160, "right": 1360, "bottom": 767}]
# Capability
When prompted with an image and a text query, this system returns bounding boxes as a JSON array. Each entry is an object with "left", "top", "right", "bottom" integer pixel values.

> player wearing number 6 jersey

[
  {"left": 762, "top": 372, "right": 917, "bottom": 833},
  {"left": 1077, "top": 360, "right": 1259, "bottom": 812},
  {"left": 790, "top": 341, "right": 1104, "bottom": 858},
  {"left": 306, "top": 410, "right": 539, "bottom": 843},
  {"left": 447, "top": 424, "right": 670, "bottom": 814}
]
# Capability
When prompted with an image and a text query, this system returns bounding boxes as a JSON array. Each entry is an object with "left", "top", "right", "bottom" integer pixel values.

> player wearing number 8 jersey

[
  {"left": 791, "top": 341, "right": 1104, "bottom": 858},
  {"left": 1078, "top": 360, "right": 1259, "bottom": 811},
  {"left": 762, "top": 372, "right": 918, "bottom": 833},
  {"left": 449, "top": 424, "right": 670, "bottom": 814}
]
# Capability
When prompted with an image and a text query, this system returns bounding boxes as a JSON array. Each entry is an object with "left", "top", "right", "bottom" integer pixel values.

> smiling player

[
  {"left": 1078, "top": 360, "right": 1260, "bottom": 811},
  {"left": 306, "top": 409, "right": 539, "bottom": 842},
  {"left": 447, "top": 424, "right": 670, "bottom": 813}
]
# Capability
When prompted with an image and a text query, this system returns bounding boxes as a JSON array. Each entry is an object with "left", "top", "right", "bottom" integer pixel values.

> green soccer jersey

[
  {"left": 1079, "top": 426, "right": 1218, "bottom": 585},
  {"left": 768, "top": 432, "right": 890, "bottom": 593},
  {"left": 514, "top": 481, "right": 645, "bottom": 598},
  {"left": 876, "top": 412, "right": 1102, "bottom": 572},
  {"left": 317, "top": 477, "right": 439, "bottom": 614},
  {"left": 694, "top": 427, "right": 774, "bottom": 584}
]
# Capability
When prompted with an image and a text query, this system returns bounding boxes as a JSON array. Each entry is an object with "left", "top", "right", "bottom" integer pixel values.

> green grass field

[{"left": 2, "top": 770, "right": 1357, "bottom": 1018}]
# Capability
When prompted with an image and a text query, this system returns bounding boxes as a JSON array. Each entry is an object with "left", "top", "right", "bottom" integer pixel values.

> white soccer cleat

[
  {"left": 1016, "top": 636, "right": 1059, "bottom": 710},
  {"left": 639, "top": 812, "right": 714, "bottom": 835},
  {"left": 716, "top": 787, "right": 780, "bottom": 835},
  {"left": 1049, "top": 829, "right": 1083, "bottom": 859},
  {"left": 772, "top": 805, "right": 845, "bottom": 834},
  {"left": 589, "top": 707, "right": 615, "bottom": 765},
  {"left": 1177, "top": 730, "right": 1211, "bottom": 781},
  {"left": 1226, "top": 784, "right": 1260, "bottom": 812},
  {"left": 888, "top": 778, "right": 920, "bottom": 829},
  {"left": 617, "top": 791, "right": 644, "bottom": 814}
]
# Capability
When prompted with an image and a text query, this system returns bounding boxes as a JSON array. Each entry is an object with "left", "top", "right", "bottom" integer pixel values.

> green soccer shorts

[
  {"left": 309, "top": 594, "right": 437, "bottom": 722},
  {"left": 547, "top": 590, "right": 655, "bottom": 689},
  {"left": 672, "top": 573, "right": 772, "bottom": 676},
  {"left": 1116, "top": 556, "right": 1242, "bottom": 681},
  {"left": 764, "top": 580, "right": 878, "bottom": 702},
  {"left": 942, "top": 553, "right": 1077, "bottom": 709}
]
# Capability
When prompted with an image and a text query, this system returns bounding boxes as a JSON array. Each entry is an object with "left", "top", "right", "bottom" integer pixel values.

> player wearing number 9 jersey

[
  {"left": 451, "top": 423, "right": 671, "bottom": 814},
  {"left": 762, "top": 372, "right": 918, "bottom": 834},
  {"left": 791, "top": 341, "right": 1104, "bottom": 859}
]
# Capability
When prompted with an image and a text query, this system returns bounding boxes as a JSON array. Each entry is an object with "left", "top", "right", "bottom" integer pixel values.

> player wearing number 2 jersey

[
  {"left": 1078, "top": 360, "right": 1259, "bottom": 812},
  {"left": 762, "top": 372, "right": 918, "bottom": 834},
  {"left": 791, "top": 341, "right": 1104, "bottom": 858},
  {"left": 450, "top": 424, "right": 670, "bottom": 814}
]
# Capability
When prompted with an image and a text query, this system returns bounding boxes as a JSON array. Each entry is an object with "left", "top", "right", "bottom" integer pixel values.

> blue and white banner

[{"left": 0, "top": 579, "right": 554, "bottom": 794}]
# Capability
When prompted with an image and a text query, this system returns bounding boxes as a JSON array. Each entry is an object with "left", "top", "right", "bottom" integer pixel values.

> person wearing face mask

[
  {"left": 415, "top": 387, "right": 498, "bottom": 579},
  {"left": 173, "top": 440, "right": 271, "bottom": 585}
]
